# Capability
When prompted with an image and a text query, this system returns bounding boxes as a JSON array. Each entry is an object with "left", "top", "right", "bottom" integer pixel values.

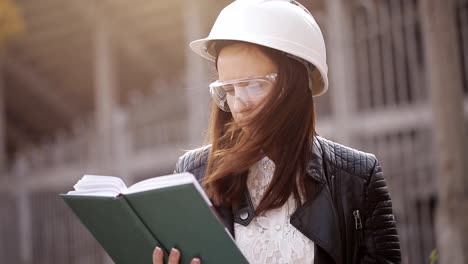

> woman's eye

[{"left": 246, "top": 83, "right": 264, "bottom": 93}]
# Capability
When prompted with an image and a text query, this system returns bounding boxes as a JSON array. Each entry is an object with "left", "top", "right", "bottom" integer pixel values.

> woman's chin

[{"left": 234, "top": 116, "right": 249, "bottom": 127}]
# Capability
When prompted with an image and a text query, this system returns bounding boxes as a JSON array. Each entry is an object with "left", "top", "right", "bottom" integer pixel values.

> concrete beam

[
  {"left": 325, "top": 0, "right": 357, "bottom": 145},
  {"left": 183, "top": 0, "right": 211, "bottom": 147}
]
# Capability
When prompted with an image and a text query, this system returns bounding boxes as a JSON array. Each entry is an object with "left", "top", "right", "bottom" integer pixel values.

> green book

[{"left": 61, "top": 173, "right": 248, "bottom": 264}]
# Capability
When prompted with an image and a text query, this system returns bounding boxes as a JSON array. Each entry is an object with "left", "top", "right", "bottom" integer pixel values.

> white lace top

[{"left": 234, "top": 156, "right": 315, "bottom": 263}]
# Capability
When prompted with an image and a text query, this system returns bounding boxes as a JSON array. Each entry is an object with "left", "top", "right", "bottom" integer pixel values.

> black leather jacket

[{"left": 174, "top": 136, "right": 401, "bottom": 263}]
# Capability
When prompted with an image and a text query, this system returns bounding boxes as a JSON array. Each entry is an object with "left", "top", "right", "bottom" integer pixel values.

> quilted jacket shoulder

[
  {"left": 315, "top": 136, "right": 376, "bottom": 180},
  {"left": 174, "top": 145, "right": 210, "bottom": 182}
]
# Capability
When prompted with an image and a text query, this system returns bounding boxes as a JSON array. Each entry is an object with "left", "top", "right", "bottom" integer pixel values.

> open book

[
  {"left": 67, "top": 173, "right": 211, "bottom": 201},
  {"left": 61, "top": 173, "right": 248, "bottom": 264}
]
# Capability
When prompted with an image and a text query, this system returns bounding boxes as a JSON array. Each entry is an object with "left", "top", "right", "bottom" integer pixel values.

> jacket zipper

[
  {"left": 353, "top": 210, "right": 363, "bottom": 230},
  {"left": 353, "top": 209, "right": 363, "bottom": 263}
]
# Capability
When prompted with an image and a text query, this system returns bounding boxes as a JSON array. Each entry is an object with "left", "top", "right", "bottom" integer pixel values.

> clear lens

[{"left": 209, "top": 74, "right": 277, "bottom": 112}]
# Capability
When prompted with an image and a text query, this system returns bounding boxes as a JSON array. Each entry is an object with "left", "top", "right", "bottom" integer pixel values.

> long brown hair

[{"left": 203, "top": 40, "right": 318, "bottom": 215}]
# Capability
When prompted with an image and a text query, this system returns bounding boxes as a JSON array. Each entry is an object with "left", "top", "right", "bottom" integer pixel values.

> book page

[
  {"left": 66, "top": 175, "right": 127, "bottom": 197},
  {"left": 65, "top": 173, "right": 212, "bottom": 205},
  {"left": 126, "top": 173, "right": 212, "bottom": 206},
  {"left": 126, "top": 173, "right": 193, "bottom": 193}
]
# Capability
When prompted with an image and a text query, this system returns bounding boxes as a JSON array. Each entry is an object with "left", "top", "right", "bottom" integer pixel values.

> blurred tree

[
  {"left": 421, "top": 0, "right": 468, "bottom": 263},
  {"left": 0, "top": 0, "right": 24, "bottom": 49}
]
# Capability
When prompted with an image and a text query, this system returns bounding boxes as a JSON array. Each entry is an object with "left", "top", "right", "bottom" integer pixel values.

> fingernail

[
  {"left": 171, "top": 248, "right": 180, "bottom": 256},
  {"left": 192, "top": 258, "right": 201, "bottom": 264},
  {"left": 155, "top": 246, "right": 161, "bottom": 251}
]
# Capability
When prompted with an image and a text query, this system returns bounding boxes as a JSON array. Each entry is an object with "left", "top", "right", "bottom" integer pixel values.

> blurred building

[{"left": 0, "top": 0, "right": 466, "bottom": 263}]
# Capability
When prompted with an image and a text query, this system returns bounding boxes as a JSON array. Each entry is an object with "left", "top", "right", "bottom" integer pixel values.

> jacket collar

[{"left": 231, "top": 136, "right": 342, "bottom": 263}]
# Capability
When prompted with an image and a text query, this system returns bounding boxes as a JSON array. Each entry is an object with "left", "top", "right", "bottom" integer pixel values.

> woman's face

[{"left": 217, "top": 43, "right": 278, "bottom": 125}]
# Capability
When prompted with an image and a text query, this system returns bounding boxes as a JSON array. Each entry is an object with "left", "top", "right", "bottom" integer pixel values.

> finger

[
  {"left": 152, "top": 247, "right": 164, "bottom": 264},
  {"left": 191, "top": 258, "right": 201, "bottom": 264},
  {"left": 168, "top": 248, "right": 180, "bottom": 264}
]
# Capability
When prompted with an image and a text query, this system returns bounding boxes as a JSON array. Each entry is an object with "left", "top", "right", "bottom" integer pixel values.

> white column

[
  {"left": 15, "top": 157, "right": 32, "bottom": 264},
  {"left": 94, "top": 22, "right": 117, "bottom": 174},
  {"left": 112, "top": 108, "right": 130, "bottom": 181},
  {"left": 184, "top": 0, "right": 211, "bottom": 147},
  {"left": 420, "top": 0, "right": 468, "bottom": 263},
  {"left": 325, "top": 0, "right": 357, "bottom": 145}
]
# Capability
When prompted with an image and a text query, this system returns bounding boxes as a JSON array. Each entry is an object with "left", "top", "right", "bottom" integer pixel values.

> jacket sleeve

[
  {"left": 173, "top": 155, "right": 183, "bottom": 173},
  {"left": 172, "top": 147, "right": 209, "bottom": 183},
  {"left": 361, "top": 158, "right": 401, "bottom": 263}
]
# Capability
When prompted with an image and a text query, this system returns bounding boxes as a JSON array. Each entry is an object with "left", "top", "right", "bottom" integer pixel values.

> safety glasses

[{"left": 209, "top": 73, "right": 277, "bottom": 112}]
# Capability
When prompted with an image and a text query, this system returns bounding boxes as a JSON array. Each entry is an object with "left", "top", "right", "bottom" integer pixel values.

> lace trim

[{"left": 235, "top": 156, "right": 315, "bottom": 263}]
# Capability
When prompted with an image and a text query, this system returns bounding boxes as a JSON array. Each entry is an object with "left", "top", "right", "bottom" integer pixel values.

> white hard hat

[{"left": 190, "top": 0, "right": 328, "bottom": 97}]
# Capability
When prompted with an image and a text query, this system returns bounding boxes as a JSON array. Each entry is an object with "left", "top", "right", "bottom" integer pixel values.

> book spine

[{"left": 122, "top": 195, "right": 170, "bottom": 258}]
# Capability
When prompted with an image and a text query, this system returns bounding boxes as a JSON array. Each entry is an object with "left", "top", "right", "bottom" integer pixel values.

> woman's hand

[{"left": 152, "top": 247, "right": 201, "bottom": 264}]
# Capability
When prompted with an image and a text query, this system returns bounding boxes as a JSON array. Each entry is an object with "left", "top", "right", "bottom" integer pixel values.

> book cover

[{"left": 61, "top": 173, "right": 248, "bottom": 264}]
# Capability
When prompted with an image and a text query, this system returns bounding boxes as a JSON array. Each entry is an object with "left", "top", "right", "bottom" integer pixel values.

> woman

[{"left": 154, "top": 0, "right": 401, "bottom": 263}]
